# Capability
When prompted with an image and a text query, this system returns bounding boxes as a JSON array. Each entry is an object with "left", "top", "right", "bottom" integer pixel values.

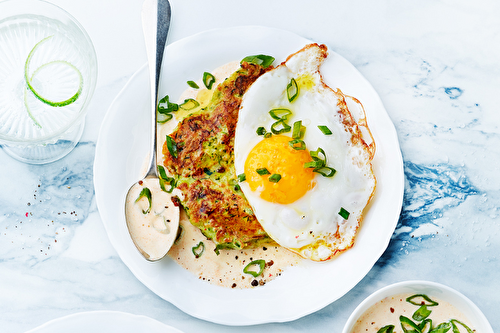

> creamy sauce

[
  {"left": 350, "top": 293, "right": 475, "bottom": 333},
  {"left": 158, "top": 61, "right": 303, "bottom": 288},
  {"left": 125, "top": 178, "right": 179, "bottom": 261},
  {"left": 168, "top": 210, "right": 301, "bottom": 289}
]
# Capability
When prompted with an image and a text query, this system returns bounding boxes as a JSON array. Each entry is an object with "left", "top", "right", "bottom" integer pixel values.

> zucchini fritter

[{"left": 163, "top": 62, "right": 273, "bottom": 251}]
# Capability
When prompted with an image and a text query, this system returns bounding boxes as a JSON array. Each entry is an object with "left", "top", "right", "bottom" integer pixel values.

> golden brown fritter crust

[{"left": 163, "top": 62, "right": 273, "bottom": 250}]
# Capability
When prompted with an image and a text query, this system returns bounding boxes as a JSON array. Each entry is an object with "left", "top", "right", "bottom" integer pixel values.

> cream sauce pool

[{"left": 350, "top": 292, "right": 475, "bottom": 333}]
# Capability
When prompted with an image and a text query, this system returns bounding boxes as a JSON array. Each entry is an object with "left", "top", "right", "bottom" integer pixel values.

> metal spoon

[{"left": 124, "top": 0, "right": 178, "bottom": 261}]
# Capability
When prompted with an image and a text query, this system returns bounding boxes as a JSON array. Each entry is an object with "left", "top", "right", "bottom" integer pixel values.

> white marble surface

[{"left": 0, "top": 0, "right": 499, "bottom": 332}]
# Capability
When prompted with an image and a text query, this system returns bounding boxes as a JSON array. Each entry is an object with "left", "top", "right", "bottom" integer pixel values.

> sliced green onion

[
  {"left": 158, "top": 95, "right": 179, "bottom": 118},
  {"left": 203, "top": 72, "right": 216, "bottom": 89},
  {"left": 256, "top": 127, "right": 267, "bottom": 136},
  {"left": 270, "top": 119, "right": 291, "bottom": 134},
  {"left": 430, "top": 322, "right": 451, "bottom": 333},
  {"left": 303, "top": 147, "right": 337, "bottom": 177},
  {"left": 243, "top": 259, "right": 266, "bottom": 277},
  {"left": 310, "top": 147, "right": 327, "bottom": 162},
  {"left": 157, "top": 165, "right": 176, "bottom": 193},
  {"left": 25, "top": 36, "right": 83, "bottom": 108},
  {"left": 304, "top": 160, "right": 325, "bottom": 169},
  {"left": 241, "top": 55, "right": 275, "bottom": 68},
  {"left": 419, "top": 319, "right": 432, "bottom": 333},
  {"left": 269, "top": 108, "right": 292, "bottom": 120},
  {"left": 318, "top": 125, "right": 332, "bottom": 135},
  {"left": 135, "top": 187, "right": 152, "bottom": 214},
  {"left": 264, "top": 132, "right": 272, "bottom": 138},
  {"left": 238, "top": 173, "right": 246, "bottom": 182},
  {"left": 289, "top": 139, "right": 306, "bottom": 150},
  {"left": 287, "top": 78, "right": 299, "bottom": 102},
  {"left": 377, "top": 325, "right": 395, "bottom": 333},
  {"left": 256, "top": 168, "right": 270, "bottom": 175},
  {"left": 192, "top": 241, "right": 205, "bottom": 258},
  {"left": 179, "top": 98, "right": 200, "bottom": 110},
  {"left": 314, "top": 166, "right": 336, "bottom": 177},
  {"left": 399, "top": 316, "right": 421, "bottom": 333},
  {"left": 174, "top": 225, "right": 184, "bottom": 245},
  {"left": 406, "top": 294, "right": 439, "bottom": 307},
  {"left": 412, "top": 305, "right": 432, "bottom": 321},
  {"left": 292, "top": 120, "right": 304, "bottom": 139},
  {"left": 187, "top": 80, "right": 199, "bottom": 89},
  {"left": 338, "top": 207, "right": 350, "bottom": 220},
  {"left": 166, "top": 135, "right": 178, "bottom": 158},
  {"left": 269, "top": 174, "right": 281, "bottom": 183},
  {"left": 157, "top": 112, "right": 173, "bottom": 124},
  {"left": 450, "top": 319, "right": 473, "bottom": 333}
]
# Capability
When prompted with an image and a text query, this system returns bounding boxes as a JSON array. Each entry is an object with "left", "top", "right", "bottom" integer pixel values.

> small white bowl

[{"left": 342, "top": 280, "right": 493, "bottom": 333}]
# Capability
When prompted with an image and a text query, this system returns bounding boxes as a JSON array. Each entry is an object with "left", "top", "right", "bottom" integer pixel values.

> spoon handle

[{"left": 141, "top": 0, "right": 171, "bottom": 177}]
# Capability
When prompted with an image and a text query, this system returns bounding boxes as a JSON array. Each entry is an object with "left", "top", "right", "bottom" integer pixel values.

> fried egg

[{"left": 234, "top": 43, "right": 376, "bottom": 261}]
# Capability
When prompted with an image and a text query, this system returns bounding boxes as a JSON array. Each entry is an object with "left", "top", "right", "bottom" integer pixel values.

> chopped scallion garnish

[
  {"left": 187, "top": 80, "right": 199, "bottom": 89},
  {"left": 157, "top": 95, "right": 179, "bottom": 123},
  {"left": 241, "top": 55, "right": 275, "bottom": 68},
  {"left": 192, "top": 241, "right": 205, "bottom": 258},
  {"left": 269, "top": 174, "right": 281, "bottom": 183},
  {"left": 270, "top": 119, "right": 291, "bottom": 134},
  {"left": 157, "top": 112, "right": 173, "bottom": 124},
  {"left": 310, "top": 147, "right": 327, "bottom": 162},
  {"left": 238, "top": 173, "right": 246, "bottom": 182},
  {"left": 243, "top": 259, "right": 266, "bottom": 277},
  {"left": 338, "top": 207, "right": 350, "bottom": 220},
  {"left": 406, "top": 294, "right": 439, "bottom": 307},
  {"left": 256, "top": 168, "right": 270, "bottom": 175},
  {"left": 377, "top": 325, "right": 395, "bottom": 333},
  {"left": 256, "top": 127, "right": 267, "bottom": 136},
  {"left": 135, "top": 187, "right": 152, "bottom": 214},
  {"left": 318, "top": 125, "right": 332, "bottom": 135},
  {"left": 303, "top": 147, "right": 337, "bottom": 177},
  {"left": 203, "top": 72, "right": 216, "bottom": 89},
  {"left": 419, "top": 319, "right": 432, "bottom": 333},
  {"left": 269, "top": 108, "right": 292, "bottom": 120},
  {"left": 400, "top": 316, "right": 421, "bottom": 332},
  {"left": 179, "top": 98, "right": 200, "bottom": 110},
  {"left": 174, "top": 225, "right": 184, "bottom": 245},
  {"left": 450, "top": 320, "right": 474, "bottom": 333},
  {"left": 287, "top": 78, "right": 299, "bottom": 102},
  {"left": 304, "top": 160, "right": 324, "bottom": 169},
  {"left": 166, "top": 135, "right": 178, "bottom": 159},
  {"left": 292, "top": 120, "right": 304, "bottom": 139},
  {"left": 289, "top": 139, "right": 306, "bottom": 150},
  {"left": 157, "top": 165, "right": 176, "bottom": 193},
  {"left": 412, "top": 305, "right": 432, "bottom": 322},
  {"left": 430, "top": 322, "right": 451, "bottom": 333},
  {"left": 315, "top": 166, "right": 336, "bottom": 177}
]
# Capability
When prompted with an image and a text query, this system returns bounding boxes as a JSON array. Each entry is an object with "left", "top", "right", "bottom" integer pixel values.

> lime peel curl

[{"left": 24, "top": 35, "right": 84, "bottom": 127}]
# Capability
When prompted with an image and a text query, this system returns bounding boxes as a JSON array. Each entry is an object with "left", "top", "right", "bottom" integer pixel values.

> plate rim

[{"left": 24, "top": 310, "right": 184, "bottom": 333}]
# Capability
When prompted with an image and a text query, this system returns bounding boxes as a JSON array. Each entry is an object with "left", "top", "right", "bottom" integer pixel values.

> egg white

[{"left": 234, "top": 44, "right": 376, "bottom": 261}]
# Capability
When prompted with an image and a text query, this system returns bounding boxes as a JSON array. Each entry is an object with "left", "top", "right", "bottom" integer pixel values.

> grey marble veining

[{"left": 0, "top": 0, "right": 499, "bottom": 332}]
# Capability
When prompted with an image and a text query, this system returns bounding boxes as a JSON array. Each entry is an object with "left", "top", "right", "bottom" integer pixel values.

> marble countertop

[{"left": 1, "top": 0, "right": 498, "bottom": 332}]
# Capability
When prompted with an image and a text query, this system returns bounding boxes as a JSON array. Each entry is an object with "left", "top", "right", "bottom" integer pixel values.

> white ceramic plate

[
  {"left": 25, "top": 311, "right": 184, "bottom": 333},
  {"left": 94, "top": 26, "right": 404, "bottom": 325},
  {"left": 342, "top": 280, "right": 494, "bottom": 333}
]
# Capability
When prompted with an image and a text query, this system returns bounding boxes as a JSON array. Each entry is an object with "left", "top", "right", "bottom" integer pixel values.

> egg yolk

[{"left": 244, "top": 135, "right": 315, "bottom": 204}]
